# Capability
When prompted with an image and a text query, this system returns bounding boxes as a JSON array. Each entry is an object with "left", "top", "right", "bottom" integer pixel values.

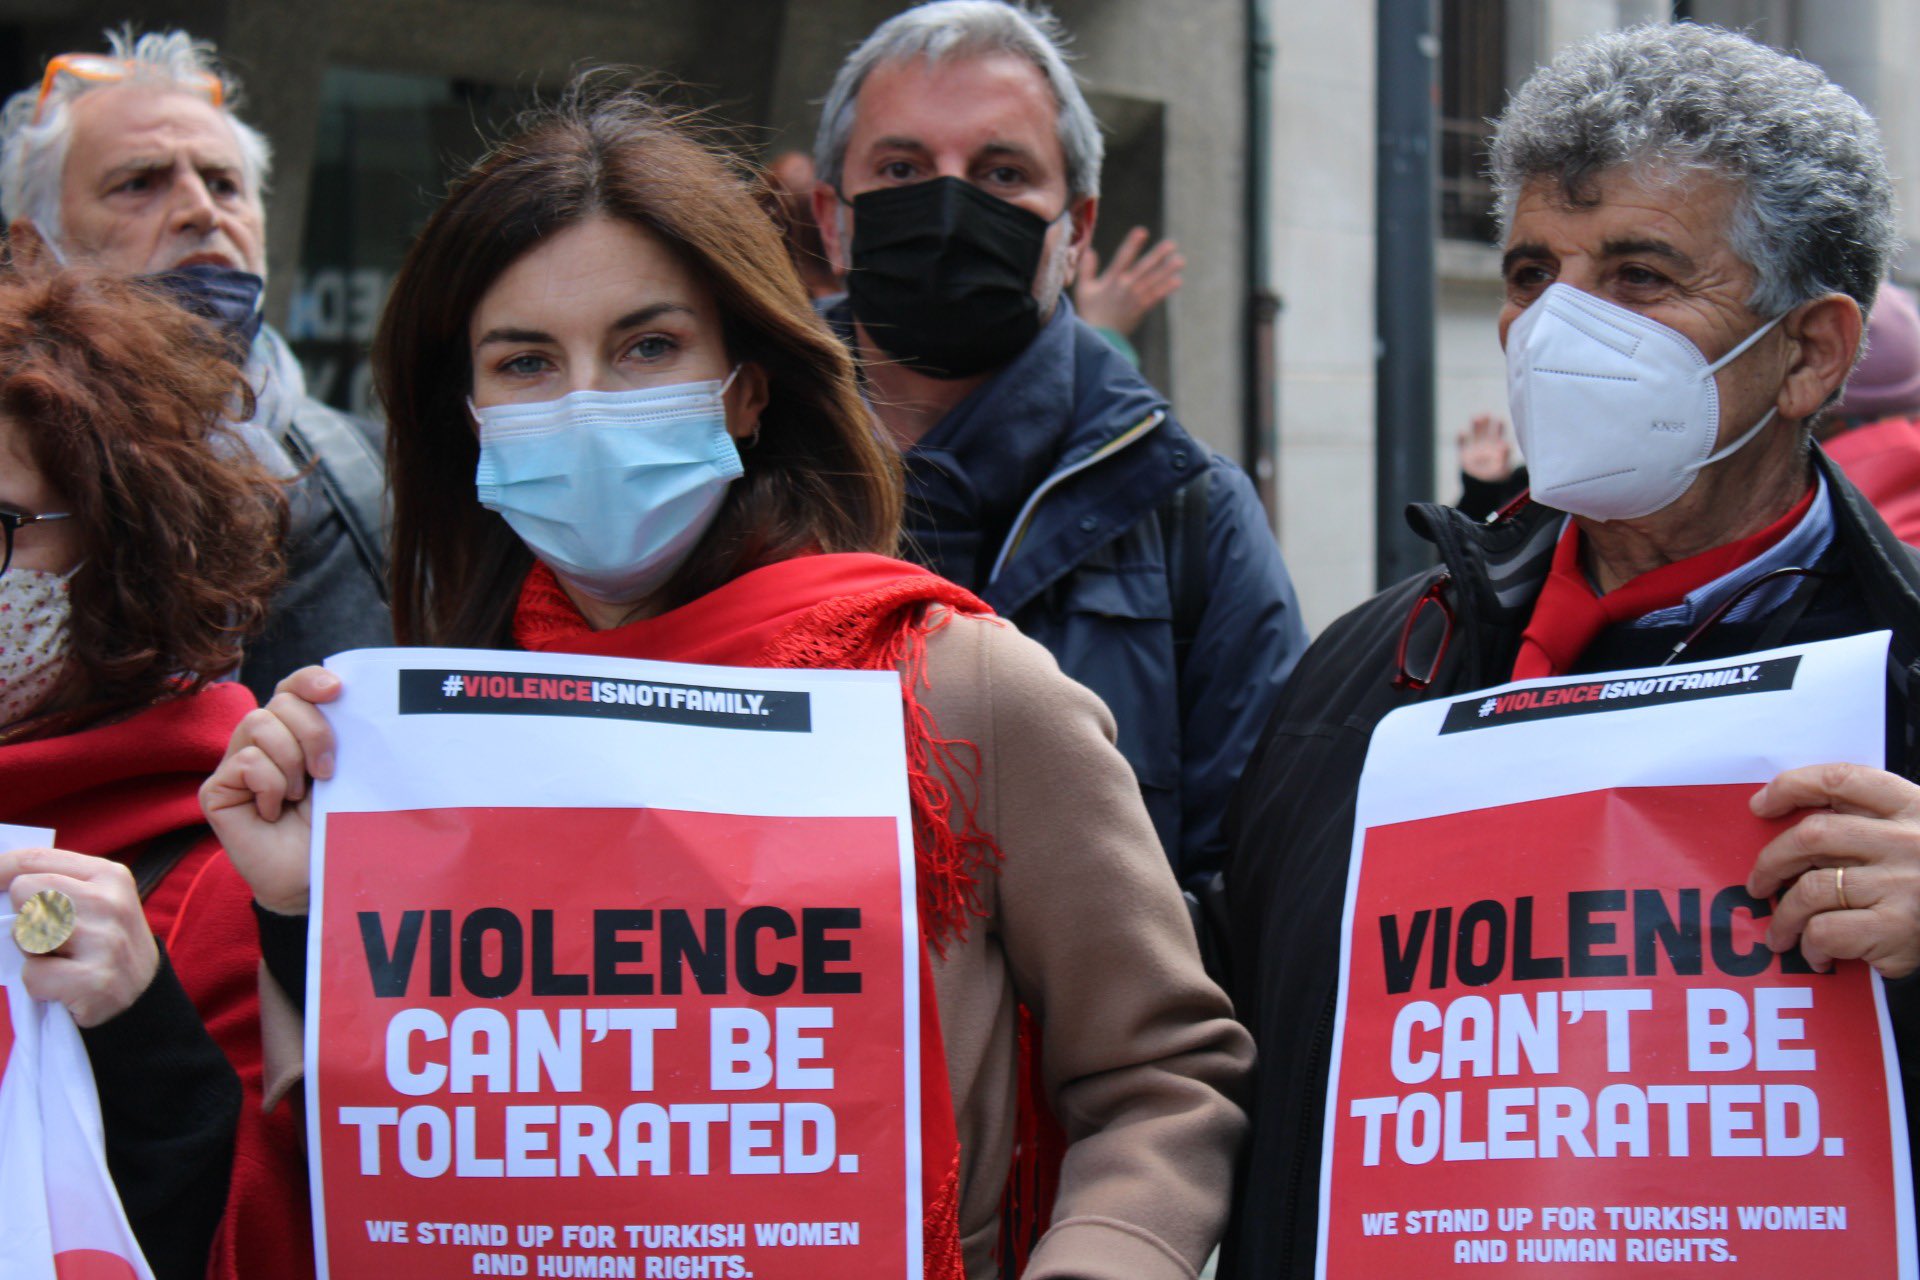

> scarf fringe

[
  {"left": 762, "top": 586, "right": 1002, "bottom": 954},
  {"left": 998, "top": 1004, "right": 1068, "bottom": 1275},
  {"left": 514, "top": 561, "right": 1057, "bottom": 1271},
  {"left": 923, "top": 1147, "right": 967, "bottom": 1280}
]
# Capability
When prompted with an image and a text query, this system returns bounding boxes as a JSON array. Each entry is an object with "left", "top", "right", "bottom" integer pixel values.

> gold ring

[
  {"left": 1836, "top": 865, "right": 1852, "bottom": 912},
  {"left": 12, "top": 888, "right": 77, "bottom": 955}
]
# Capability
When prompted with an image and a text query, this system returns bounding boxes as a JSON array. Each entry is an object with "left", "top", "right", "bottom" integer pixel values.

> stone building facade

[
  {"left": 0, "top": 0, "right": 1246, "bottom": 456},
  {"left": 1274, "top": 0, "right": 1920, "bottom": 629}
]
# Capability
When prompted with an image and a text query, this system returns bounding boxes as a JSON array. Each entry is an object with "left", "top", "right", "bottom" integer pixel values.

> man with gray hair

[
  {"left": 1, "top": 29, "right": 390, "bottom": 701},
  {"left": 812, "top": 0, "right": 1306, "bottom": 900},
  {"left": 1224, "top": 24, "right": 1920, "bottom": 1275}
]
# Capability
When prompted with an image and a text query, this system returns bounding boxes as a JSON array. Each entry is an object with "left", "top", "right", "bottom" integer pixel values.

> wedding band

[
  {"left": 12, "top": 888, "right": 77, "bottom": 955},
  {"left": 1836, "top": 865, "right": 1852, "bottom": 912}
]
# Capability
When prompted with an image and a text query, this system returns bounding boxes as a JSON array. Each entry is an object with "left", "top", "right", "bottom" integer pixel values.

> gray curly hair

[
  {"left": 814, "top": 0, "right": 1103, "bottom": 201},
  {"left": 1491, "top": 22, "right": 1896, "bottom": 318},
  {"left": 0, "top": 27, "right": 271, "bottom": 242}
]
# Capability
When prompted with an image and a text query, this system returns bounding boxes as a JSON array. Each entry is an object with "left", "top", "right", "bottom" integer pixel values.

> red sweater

[
  {"left": 1827, "top": 417, "right": 1920, "bottom": 545},
  {"left": 1, "top": 684, "right": 313, "bottom": 1280}
]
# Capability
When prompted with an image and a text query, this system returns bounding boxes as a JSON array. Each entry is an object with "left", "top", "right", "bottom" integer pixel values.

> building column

[{"left": 1269, "top": 4, "right": 1377, "bottom": 631}]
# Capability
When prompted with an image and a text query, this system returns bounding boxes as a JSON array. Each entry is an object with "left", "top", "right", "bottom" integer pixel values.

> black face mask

[
  {"left": 845, "top": 177, "right": 1057, "bottom": 379},
  {"left": 144, "top": 263, "right": 265, "bottom": 358}
]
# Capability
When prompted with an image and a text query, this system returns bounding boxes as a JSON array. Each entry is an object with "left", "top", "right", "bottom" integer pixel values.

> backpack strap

[
  {"left": 1166, "top": 466, "right": 1220, "bottom": 971},
  {"left": 281, "top": 400, "right": 390, "bottom": 602},
  {"left": 1165, "top": 468, "right": 1213, "bottom": 663},
  {"left": 131, "top": 824, "right": 213, "bottom": 902}
]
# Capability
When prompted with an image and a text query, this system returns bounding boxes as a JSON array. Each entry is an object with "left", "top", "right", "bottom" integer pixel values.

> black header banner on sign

[
  {"left": 1440, "top": 657, "right": 1801, "bottom": 735},
  {"left": 397, "top": 668, "right": 811, "bottom": 733}
]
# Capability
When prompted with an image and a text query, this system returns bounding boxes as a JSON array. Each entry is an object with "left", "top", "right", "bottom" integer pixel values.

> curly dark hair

[{"left": 0, "top": 266, "right": 287, "bottom": 708}]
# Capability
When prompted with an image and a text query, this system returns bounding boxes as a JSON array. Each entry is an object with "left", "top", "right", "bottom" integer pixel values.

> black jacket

[
  {"left": 84, "top": 948, "right": 240, "bottom": 1280},
  {"left": 237, "top": 393, "right": 392, "bottom": 699},
  {"left": 1220, "top": 449, "right": 1920, "bottom": 1277}
]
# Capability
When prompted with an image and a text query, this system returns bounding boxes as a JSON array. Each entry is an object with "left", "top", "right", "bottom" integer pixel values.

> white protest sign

[
  {"left": 307, "top": 647, "right": 922, "bottom": 1279},
  {"left": 1319, "top": 631, "right": 1915, "bottom": 1276}
]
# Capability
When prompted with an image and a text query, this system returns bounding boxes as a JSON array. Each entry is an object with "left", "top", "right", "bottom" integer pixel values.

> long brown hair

[
  {"left": 376, "top": 83, "right": 902, "bottom": 646},
  {"left": 0, "top": 266, "right": 286, "bottom": 707}
]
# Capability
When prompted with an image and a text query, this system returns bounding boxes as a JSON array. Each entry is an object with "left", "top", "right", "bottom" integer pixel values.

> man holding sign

[{"left": 1223, "top": 24, "right": 1920, "bottom": 1278}]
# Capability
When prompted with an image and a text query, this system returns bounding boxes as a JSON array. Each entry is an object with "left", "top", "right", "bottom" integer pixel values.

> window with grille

[{"left": 1438, "top": 0, "right": 1508, "bottom": 244}]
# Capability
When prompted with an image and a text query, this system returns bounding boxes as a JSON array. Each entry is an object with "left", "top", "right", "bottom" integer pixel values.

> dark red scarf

[
  {"left": 516, "top": 552, "right": 1001, "bottom": 1278},
  {"left": 0, "top": 684, "right": 250, "bottom": 854},
  {"left": 1512, "top": 485, "right": 1816, "bottom": 681},
  {"left": 0, "top": 685, "right": 259, "bottom": 999}
]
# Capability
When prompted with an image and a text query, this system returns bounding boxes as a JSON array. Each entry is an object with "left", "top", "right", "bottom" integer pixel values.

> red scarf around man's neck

[
  {"left": 515, "top": 552, "right": 999, "bottom": 1278},
  {"left": 1512, "top": 485, "right": 1816, "bottom": 681}
]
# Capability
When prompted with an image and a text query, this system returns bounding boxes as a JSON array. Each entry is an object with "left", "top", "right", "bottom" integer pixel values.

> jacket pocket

[
  {"left": 1033, "top": 567, "right": 1179, "bottom": 798},
  {"left": 1056, "top": 563, "right": 1173, "bottom": 622}
]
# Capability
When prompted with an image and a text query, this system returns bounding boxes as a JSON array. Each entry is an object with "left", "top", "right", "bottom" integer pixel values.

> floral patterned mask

[{"left": 0, "top": 567, "right": 73, "bottom": 728}]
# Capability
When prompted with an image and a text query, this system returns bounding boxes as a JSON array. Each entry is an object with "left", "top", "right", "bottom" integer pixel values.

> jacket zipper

[
  {"left": 1279, "top": 984, "right": 1339, "bottom": 1265},
  {"left": 986, "top": 409, "right": 1167, "bottom": 585}
]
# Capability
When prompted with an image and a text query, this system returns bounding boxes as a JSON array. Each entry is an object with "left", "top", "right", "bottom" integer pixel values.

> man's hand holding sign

[{"left": 1751, "top": 763, "right": 1920, "bottom": 979}]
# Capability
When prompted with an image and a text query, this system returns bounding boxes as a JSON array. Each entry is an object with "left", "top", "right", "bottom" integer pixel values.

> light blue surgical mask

[{"left": 472, "top": 370, "right": 745, "bottom": 603}]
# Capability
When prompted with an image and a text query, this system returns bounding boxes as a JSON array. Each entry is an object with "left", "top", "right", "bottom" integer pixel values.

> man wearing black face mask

[
  {"left": 0, "top": 29, "right": 391, "bottom": 703},
  {"left": 811, "top": 0, "right": 1307, "bottom": 899}
]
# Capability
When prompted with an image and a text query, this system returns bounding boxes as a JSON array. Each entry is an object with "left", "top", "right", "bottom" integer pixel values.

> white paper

[
  {"left": 0, "top": 825, "right": 54, "bottom": 852},
  {"left": 1318, "top": 632, "right": 1916, "bottom": 1277},
  {"left": 0, "top": 831, "right": 154, "bottom": 1278},
  {"left": 1353, "top": 631, "right": 1893, "bottom": 831},
  {"left": 305, "top": 646, "right": 924, "bottom": 1280}
]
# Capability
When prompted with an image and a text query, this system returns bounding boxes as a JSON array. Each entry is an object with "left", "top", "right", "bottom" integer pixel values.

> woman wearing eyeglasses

[
  {"left": 203, "top": 88, "right": 1252, "bottom": 1280},
  {"left": 0, "top": 266, "right": 297, "bottom": 1279}
]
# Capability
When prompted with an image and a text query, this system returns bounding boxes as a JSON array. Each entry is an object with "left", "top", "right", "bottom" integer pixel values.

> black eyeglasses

[{"left": 0, "top": 504, "right": 73, "bottom": 577}]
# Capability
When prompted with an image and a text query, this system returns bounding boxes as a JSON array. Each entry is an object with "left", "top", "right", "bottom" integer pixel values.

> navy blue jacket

[{"left": 833, "top": 298, "right": 1308, "bottom": 883}]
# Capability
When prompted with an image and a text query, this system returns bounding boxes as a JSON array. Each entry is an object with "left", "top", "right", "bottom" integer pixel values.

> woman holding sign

[
  {"left": 205, "top": 85, "right": 1252, "bottom": 1280},
  {"left": 0, "top": 265, "right": 299, "bottom": 1278}
]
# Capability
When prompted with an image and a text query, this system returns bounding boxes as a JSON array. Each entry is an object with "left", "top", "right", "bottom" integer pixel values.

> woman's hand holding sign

[
  {"left": 1748, "top": 762, "right": 1920, "bottom": 979},
  {"left": 0, "top": 848, "right": 157, "bottom": 1026},
  {"left": 201, "top": 665, "right": 343, "bottom": 916}
]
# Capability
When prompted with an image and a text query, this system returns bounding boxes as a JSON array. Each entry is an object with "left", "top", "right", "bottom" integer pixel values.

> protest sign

[
  {"left": 308, "top": 648, "right": 921, "bottom": 1280},
  {"left": 0, "top": 823, "right": 54, "bottom": 849},
  {"left": 0, "top": 824, "right": 153, "bottom": 1280},
  {"left": 1319, "top": 632, "right": 1915, "bottom": 1276}
]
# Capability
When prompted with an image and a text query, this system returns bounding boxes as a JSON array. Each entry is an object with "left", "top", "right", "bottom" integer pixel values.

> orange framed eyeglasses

[{"left": 32, "top": 53, "right": 223, "bottom": 124}]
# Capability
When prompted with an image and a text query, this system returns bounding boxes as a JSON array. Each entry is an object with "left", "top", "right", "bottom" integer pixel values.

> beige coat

[
  {"left": 261, "top": 611, "right": 1252, "bottom": 1280},
  {"left": 919, "top": 612, "right": 1251, "bottom": 1279}
]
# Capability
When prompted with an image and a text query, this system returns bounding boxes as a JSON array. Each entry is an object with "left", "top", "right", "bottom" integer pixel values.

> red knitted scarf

[
  {"left": 1512, "top": 484, "right": 1817, "bottom": 681},
  {"left": 514, "top": 553, "right": 1002, "bottom": 1277}
]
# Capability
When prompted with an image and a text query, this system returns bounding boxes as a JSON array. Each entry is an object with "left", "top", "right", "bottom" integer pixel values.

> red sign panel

[
  {"left": 1323, "top": 785, "right": 1907, "bottom": 1274},
  {"left": 313, "top": 806, "right": 913, "bottom": 1279}
]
